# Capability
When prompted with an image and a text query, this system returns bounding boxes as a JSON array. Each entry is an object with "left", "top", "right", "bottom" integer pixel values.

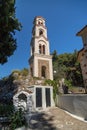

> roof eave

[{"left": 76, "top": 25, "right": 87, "bottom": 36}]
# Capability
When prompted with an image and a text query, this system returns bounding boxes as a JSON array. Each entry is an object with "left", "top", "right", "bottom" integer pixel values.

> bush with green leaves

[
  {"left": 10, "top": 108, "right": 26, "bottom": 130},
  {"left": 52, "top": 50, "right": 84, "bottom": 87},
  {"left": 0, "top": 104, "right": 14, "bottom": 116},
  {"left": 64, "top": 79, "right": 72, "bottom": 88}
]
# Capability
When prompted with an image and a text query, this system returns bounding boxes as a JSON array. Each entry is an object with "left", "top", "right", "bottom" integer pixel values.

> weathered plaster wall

[{"left": 56, "top": 94, "right": 87, "bottom": 120}]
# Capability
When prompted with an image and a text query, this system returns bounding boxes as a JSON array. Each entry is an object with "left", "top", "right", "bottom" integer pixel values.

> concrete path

[{"left": 27, "top": 107, "right": 87, "bottom": 130}]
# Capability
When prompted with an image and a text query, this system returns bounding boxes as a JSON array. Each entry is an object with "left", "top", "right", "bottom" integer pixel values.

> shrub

[
  {"left": 10, "top": 108, "right": 26, "bottom": 130},
  {"left": 0, "top": 104, "right": 14, "bottom": 116}
]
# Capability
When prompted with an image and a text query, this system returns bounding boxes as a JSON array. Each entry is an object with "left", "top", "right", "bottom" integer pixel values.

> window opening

[
  {"left": 43, "top": 45, "right": 45, "bottom": 54},
  {"left": 39, "top": 30, "right": 43, "bottom": 36},
  {"left": 41, "top": 66, "right": 46, "bottom": 78},
  {"left": 39, "top": 44, "right": 41, "bottom": 54},
  {"left": 18, "top": 93, "right": 27, "bottom": 102}
]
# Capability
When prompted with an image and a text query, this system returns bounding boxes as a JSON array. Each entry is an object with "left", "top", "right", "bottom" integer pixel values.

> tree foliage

[
  {"left": 12, "top": 68, "right": 29, "bottom": 77},
  {"left": 52, "top": 50, "right": 84, "bottom": 87},
  {"left": 10, "top": 108, "right": 26, "bottom": 130},
  {"left": 0, "top": 103, "right": 14, "bottom": 116},
  {"left": 0, "top": 0, "right": 22, "bottom": 64}
]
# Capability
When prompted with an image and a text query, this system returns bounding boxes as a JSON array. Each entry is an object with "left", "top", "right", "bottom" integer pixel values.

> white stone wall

[
  {"left": 13, "top": 91, "right": 34, "bottom": 112},
  {"left": 33, "top": 85, "right": 55, "bottom": 110},
  {"left": 57, "top": 94, "right": 87, "bottom": 119},
  {"left": 34, "top": 37, "right": 50, "bottom": 55},
  {"left": 13, "top": 85, "right": 55, "bottom": 112}
]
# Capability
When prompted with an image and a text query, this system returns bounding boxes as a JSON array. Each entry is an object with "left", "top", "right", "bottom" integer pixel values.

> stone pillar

[
  {"left": 50, "top": 87, "right": 55, "bottom": 107},
  {"left": 42, "top": 87, "right": 46, "bottom": 109},
  {"left": 33, "top": 86, "right": 36, "bottom": 109},
  {"left": 27, "top": 95, "right": 33, "bottom": 112}
]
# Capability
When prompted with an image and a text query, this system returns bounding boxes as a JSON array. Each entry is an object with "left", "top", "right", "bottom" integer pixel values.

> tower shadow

[{"left": 28, "top": 112, "right": 58, "bottom": 130}]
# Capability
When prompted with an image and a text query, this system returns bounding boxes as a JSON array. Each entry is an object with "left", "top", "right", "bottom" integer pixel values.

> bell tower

[{"left": 29, "top": 16, "right": 53, "bottom": 80}]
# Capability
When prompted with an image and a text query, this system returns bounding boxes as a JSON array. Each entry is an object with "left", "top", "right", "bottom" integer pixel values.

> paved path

[{"left": 27, "top": 107, "right": 87, "bottom": 130}]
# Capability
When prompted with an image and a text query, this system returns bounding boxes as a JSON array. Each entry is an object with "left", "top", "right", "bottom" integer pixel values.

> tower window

[
  {"left": 39, "top": 30, "right": 43, "bottom": 36},
  {"left": 43, "top": 45, "right": 45, "bottom": 54},
  {"left": 39, "top": 44, "right": 41, "bottom": 54},
  {"left": 38, "top": 20, "right": 43, "bottom": 25},
  {"left": 41, "top": 66, "right": 46, "bottom": 78},
  {"left": 38, "top": 21, "right": 41, "bottom": 25}
]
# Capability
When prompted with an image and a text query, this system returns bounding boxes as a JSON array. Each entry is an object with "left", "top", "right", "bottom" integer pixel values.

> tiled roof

[{"left": 76, "top": 25, "right": 87, "bottom": 36}]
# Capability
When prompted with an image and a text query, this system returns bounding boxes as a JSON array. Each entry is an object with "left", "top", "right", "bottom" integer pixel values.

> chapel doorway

[
  {"left": 46, "top": 88, "right": 51, "bottom": 107},
  {"left": 36, "top": 88, "right": 42, "bottom": 107}
]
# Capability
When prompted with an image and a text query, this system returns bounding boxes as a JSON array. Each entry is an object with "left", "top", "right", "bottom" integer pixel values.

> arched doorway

[
  {"left": 39, "top": 29, "right": 43, "bottom": 36},
  {"left": 39, "top": 44, "right": 41, "bottom": 54},
  {"left": 43, "top": 45, "right": 45, "bottom": 54},
  {"left": 41, "top": 66, "right": 46, "bottom": 78},
  {"left": 18, "top": 93, "right": 27, "bottom": 111}
]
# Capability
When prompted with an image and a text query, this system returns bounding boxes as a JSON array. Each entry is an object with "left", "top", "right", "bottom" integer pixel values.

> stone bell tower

[{"left": 29, "top": 16, "right": 53, "bottom": 80}]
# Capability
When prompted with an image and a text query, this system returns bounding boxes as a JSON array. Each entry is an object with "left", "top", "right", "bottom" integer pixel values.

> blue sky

[{"left": 0, "top": 0, "right": 87, "bottom": 78}]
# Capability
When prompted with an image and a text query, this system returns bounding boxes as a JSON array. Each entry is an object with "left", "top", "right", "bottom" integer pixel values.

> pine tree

[{"left": 0, "top": 0, "right": 22, "bottom": 64}]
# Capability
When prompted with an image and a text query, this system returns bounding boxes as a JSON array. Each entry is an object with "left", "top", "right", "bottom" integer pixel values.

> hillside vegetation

[
  {"left": 0, "top": 50, "right": 85, "bottom": 104},
  {"left": 52, "top": 50, "right": 84, "bottom": 89},
  {"left": 0, "top": 68, "right": 29, "bottom": 103}
]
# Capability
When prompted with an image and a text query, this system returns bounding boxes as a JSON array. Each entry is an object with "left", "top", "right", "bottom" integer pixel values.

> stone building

[
  {"left": 13, "top": 16, "right": 54, "bottom": 112},
  {"left": 77, "top": 25, "right": 87, "bottom": 93}
]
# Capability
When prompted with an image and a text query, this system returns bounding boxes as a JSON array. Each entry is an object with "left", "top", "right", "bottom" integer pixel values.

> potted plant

[{"left": 10, "top": 108, "right": 26, "bottom": 130}]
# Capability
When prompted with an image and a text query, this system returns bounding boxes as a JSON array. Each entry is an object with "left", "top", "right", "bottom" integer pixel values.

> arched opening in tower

[
  {"left": 39, "top": 30, "right": 43, "bottom": 36},
  {"left": 41, "top": 66, "right": 46, "bottom": 78},
  {"left": 43, "top": 45, "right": 45, "bottom": 54},
  {"left": 39, "top": 44, "right": 41, "bottom": 54}
]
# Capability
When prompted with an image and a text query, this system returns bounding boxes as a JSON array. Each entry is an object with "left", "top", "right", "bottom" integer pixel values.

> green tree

[
  {"left": 10, "top": 108, "right": 26, "bottom": 130},
  {"left": 21, "top": 68, "right": 29, "bottom": 76},
  {"left": 52, "top": 50, "right": 58, "bottom": 62},
  {"left": 52, "top": 50, "right": 84, "bottom": 87},
  {"left": 0, "top": 0, "right": 22, "bottom": 64}
]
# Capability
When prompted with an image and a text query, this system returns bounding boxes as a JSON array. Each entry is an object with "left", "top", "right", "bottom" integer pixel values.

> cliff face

[
  {"left": 0, "top": 70, "right": 46, "bottom": 104},
  {"left": 0, "top": 70, "right": 30, "bottom": 104}
]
